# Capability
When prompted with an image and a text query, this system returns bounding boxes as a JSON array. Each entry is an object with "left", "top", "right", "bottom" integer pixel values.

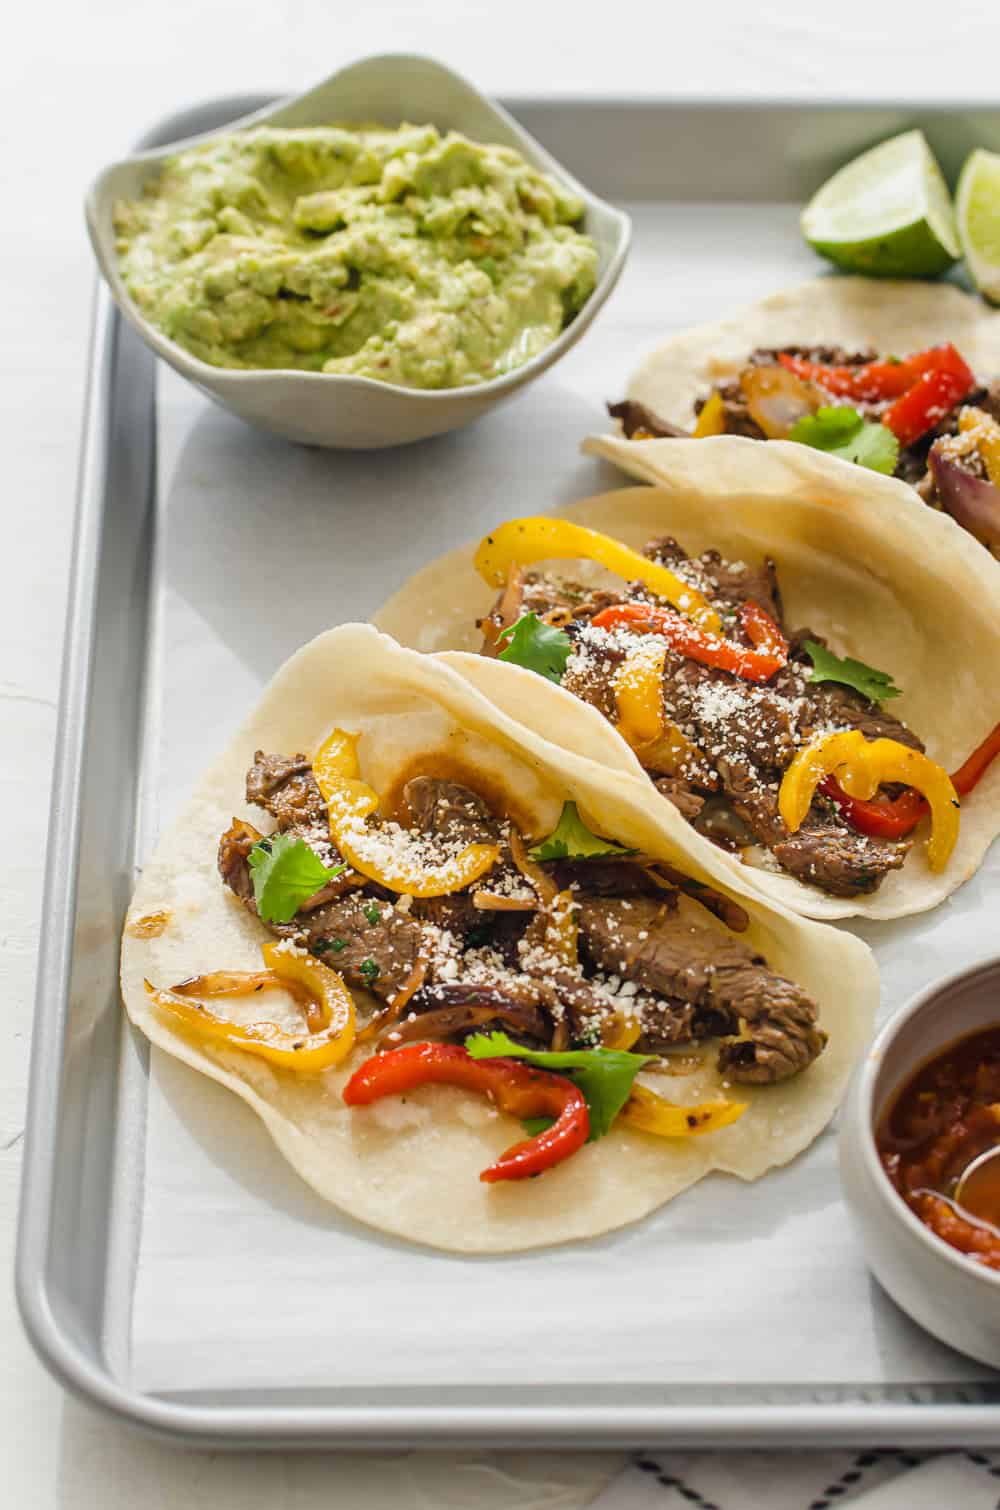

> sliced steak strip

[
  {"left": 577, "top": 897, "right": 825, "bottom": 1082},
  {"left": 771, "top": 813, "right": 909, "bottom": 897},
  {"left": 654, "top": 775, "right": 706, "bottom": 821},
  {"left": 403, "top": 776, "right": 500, "bottom": 847},
  {"left": 548, "top": 858, "right": 665, "bottom": 897},
  {"left": 749, "top": 344, "right": 877, "bottom": 367},
  {"left": 607, "top": 398, "right": 687, "bottom": 438},
  {"left": 644, "top": 536, "right": 783, "bottom": 625},
  {"left": 410, "top": 892, "right": 483, "bottom": 938},
  {"left": 289, "top": 893, "right": 423, "bottom": 1002},
  {"left": 246, "top": 751, "right": 326, "bottom": 831}
]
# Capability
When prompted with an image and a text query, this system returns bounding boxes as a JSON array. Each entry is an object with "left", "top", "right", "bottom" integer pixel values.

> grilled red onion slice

[{"left": 929, "top": 444, "right": 1000, "bottom": 554}]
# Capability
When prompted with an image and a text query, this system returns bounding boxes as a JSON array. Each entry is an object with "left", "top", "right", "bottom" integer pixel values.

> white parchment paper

[{"left": 128, "top": 206, "right": 995, "bottom": 1395}]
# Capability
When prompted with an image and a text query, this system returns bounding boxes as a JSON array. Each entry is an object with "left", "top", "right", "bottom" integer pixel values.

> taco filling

[
  {"left": 212, "top": 745, "right": 825, "bottom": 1088},
  {"left": 124, "top": 623, "right": 880, "bottom": 1243},
  {"left": 475, "top": 518, "right": 1000, "bottom": 901},
  {"left": 131, "top": 734, "right": 846, "bottom": 1186},
  {"left": 609, "top": 344, "right": 1000, "bottom": 554}
]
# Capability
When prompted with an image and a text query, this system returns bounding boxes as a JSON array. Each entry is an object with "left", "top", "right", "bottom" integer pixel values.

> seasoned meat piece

[
  {"left": 287, "top": 893, "right": 423, "bottom": 1002},
  {"left": 642, "top": 536, "right": 783, "bottom": 623},
  {"left": 701, "top": 550, "right": 782, "bottom": 623},
  {"left": 479, "top": 568, "right": 627, "bottom": 655},
  {"left": 713, "top": 972, "right": 830, "bottom": 1083},
  {"left": 772, "top": 814, "right": 910, "bottom": 897},
  {"left": 663, "top": 652, "right": 798, "bottom": 770},
  {"left": 577, "top": 897, "right": 826, "bottom": 1082},
  {"left": 410, "top": 891, "right": 484, "bottom": 938},
  {"left": 607, "top": 398, "right": 687, "bottom": 439},
  {"left": 654, "top": 775, "right": 706, "bottom": 821},
  {"left": 560, "top": 637, "right": 625, "bottom": 721},
  {"left": 782, "top": 635, "right": 924, "bottom": 750},
  {"left": 549, "top": 858, "right": 665, "bottom": 897},
  {"left": 403, "top": 776, "right": 500, "bottom": 847},
  {"left": 637, "top": 998, "right": 704, "bottom": 1051},
  {"left": 804, "top": 684, "right": 924, "bottom": 751},
  {"left": 749, "top": 344, "right": 876, "bottom": 367},
  {"left": 246, "top": 751, "right": 326, "bottom": 832}
]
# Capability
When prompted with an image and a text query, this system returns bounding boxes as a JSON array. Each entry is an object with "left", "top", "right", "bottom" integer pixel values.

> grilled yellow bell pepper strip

[
  {"left": 614, "top": 643, "right": 666, "bottom": 745},
  {"left": 620, "top": 1083, "right": 747, "bottom": 1136},
  {"left": 692, "top": 391, "right": 726, "bottom": 438},
  {"left": 603, "top": 1015, "right": 642, "bottom": 1050},
  {"left": 474, "top": 518, "right": 720, "bottom": 632},
  {"left": 612, "top": 644, "right": 704, "bottom": 775},
  {"left": 778, "top": 729, "right": 960, "bottom": 872},
  {"left": 959, "top": 406, "right": 1000, "bottom": 486},
  {"left": 146, "top": 941, "right": 356, "bottom": 1072},
  {"left": 312, "top": 728, "right": 501, "bottom": 897}
]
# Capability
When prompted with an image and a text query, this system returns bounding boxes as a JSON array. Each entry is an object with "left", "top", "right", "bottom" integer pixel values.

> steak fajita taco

[
  {"left": 121, "top": 624, "right": 876, "bottom": 1252},
  {"left": 600, "top": 277, "right": 1000, "bottom": 555},
  {"left": 375, "top": 446, "right": 1000, "bottom": 922}
]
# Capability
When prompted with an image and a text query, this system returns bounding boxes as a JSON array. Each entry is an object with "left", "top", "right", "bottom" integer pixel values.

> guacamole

[{"left": 113, "top": 123, "right": 599, "bottom": 388}]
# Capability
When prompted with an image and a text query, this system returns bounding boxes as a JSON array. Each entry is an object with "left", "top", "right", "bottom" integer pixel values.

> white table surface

[{"left": 7, "top": 3, "right": 1000, "bottom": 1503}]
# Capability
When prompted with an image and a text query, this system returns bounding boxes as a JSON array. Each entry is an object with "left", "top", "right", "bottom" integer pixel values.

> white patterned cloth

[{"left": 590, "top": 1451, "right": 1000, "bottom": 1508}]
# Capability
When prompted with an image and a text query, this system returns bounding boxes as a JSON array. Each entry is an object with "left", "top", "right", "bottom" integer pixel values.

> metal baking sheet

[{"left": 17, "top": 92, "right": 1000, "bottom": 1448}]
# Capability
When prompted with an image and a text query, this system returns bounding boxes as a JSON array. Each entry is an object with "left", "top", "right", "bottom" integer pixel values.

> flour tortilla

[
  {"left": 121, "top": 623, "right": 877, "bottom": 1253},
  {"left": 610, "top": 275, "right": 1000, "bottom": 433},
  {"left": 375, "top": 447, "right": 1000, "bottom": 921}
]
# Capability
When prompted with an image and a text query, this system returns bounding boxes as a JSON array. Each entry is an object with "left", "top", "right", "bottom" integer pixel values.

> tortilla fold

[
  {"left": 122, "top": 623, "right": 876, "bottom": 1251},
  {"left": 376, "top": 445, "right": 1000, "bottom": 920}
]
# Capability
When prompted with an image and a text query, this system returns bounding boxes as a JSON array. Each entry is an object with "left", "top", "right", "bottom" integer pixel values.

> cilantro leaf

[
  {"left": 248, "top": 834, "right": 345, "bottom": 924},
  {"left": 803, "top": 639, "right": 902, "bottom": 703},
  {"left": 497, "top": 612, "right": 572, "bottom": 683},
  {"left": 466, "top": 1030, "right": 653, "bottom": 1140},
  {"left": 788, "top": 406, "right": 899, "bottom": 475},
  {"left": 528, "top": 801, "right": 634, "bottom": 862}
]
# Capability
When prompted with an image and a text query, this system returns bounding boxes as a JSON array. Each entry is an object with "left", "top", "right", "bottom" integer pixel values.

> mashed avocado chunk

[{"left": 113, "top": 123, "right": 599, "bottom": 388}]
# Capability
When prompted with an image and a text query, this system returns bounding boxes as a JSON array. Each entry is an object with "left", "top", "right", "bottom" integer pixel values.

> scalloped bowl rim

[{"left": 84, "top": 53, "right": 632, "bottom": 404}]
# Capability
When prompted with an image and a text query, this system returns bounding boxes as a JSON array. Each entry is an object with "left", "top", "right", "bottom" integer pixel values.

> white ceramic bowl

[
  {"left": 85, "top": 53, "right": 631, "bottom": 450},
  {"left": 839, "top": 957, "right": 1000, "bottom": 1368}
]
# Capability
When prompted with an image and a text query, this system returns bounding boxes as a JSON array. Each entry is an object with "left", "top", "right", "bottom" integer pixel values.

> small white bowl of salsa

[{"left": 840, "top": 957, "right": 1000, "bottom": 1368}]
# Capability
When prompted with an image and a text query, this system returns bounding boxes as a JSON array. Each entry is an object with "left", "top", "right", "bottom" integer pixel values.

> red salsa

[{"left": 876, "top": 1024, "right": 1000, "bottom": 1271}]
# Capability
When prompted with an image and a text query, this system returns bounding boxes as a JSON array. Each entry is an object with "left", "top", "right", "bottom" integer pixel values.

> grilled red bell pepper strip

[
  {"left": 591, "top": 601, "right": 788, "bottom": 685},
  {"left": 820, "top": 717, "right": 1000, "bottom": 841},
  {"left": 952, "top": 718, "right": 1000, "bottom": 795},
  {"left": 342, "top": 1041, "right": 589, "bottom": 1182},
  {"left": 818, "top": 777, "right": 924, "bottom": 839},
  {"left": 778, "top": 344, "right": 974, "bottom": 407},
  {"left": 882, "top": 352, "right": 976, "bottom": 448}
]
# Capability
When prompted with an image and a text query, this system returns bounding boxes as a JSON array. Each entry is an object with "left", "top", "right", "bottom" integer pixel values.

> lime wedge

[
  {"left": 956, "top": 148, "right": 1000, "bottom": 304},
  {"left": 802, "top": 129, "right": 960, "bottom": 278}
]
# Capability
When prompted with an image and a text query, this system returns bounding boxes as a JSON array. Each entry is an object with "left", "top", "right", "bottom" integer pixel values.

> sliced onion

[
  {"left": 509, "top": 827, "right": 558, "bottom": 905},
  {"left": 471, "top": 890, "right": 536, "bottom": 911},
  {"left": 929, "top": 444, "right": 1000, "bottom": 555},
  {"left": 740, "top": 366, "right": 820, "bottom": 440}
]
